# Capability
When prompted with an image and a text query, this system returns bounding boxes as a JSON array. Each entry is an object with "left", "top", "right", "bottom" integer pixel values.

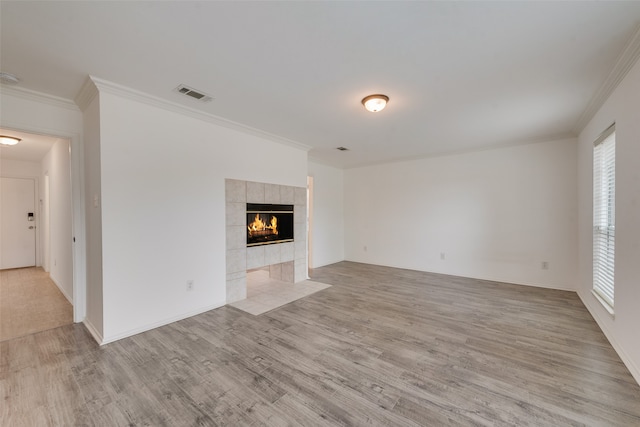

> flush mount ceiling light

[
  {"left": 361, "top": 94, "right": 389, "bottom": 113},
  {"left": 0, "top": 135, "right": 21, "bottom": 146}
]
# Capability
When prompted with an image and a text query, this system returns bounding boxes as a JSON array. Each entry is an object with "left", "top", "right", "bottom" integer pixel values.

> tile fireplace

[{"left": 225, "top": 179, "right": 307, "bottom": 303}]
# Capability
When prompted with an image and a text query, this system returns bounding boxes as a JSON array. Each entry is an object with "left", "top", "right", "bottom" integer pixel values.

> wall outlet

[
  {"left": 541, "top": 261, "right": 549, "bottom": 270},
  {"left": 363, "top": 246, "right": 368, "bottom": 252},
  {"left": 440, "top": 252, "right": 445, "bottom": 261},
  {"left": 186, "top": 280, "right": 194, "bottom": 291}
]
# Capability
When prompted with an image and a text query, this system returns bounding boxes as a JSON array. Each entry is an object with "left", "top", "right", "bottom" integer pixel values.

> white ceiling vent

[
  {"left": 174, "top": 84, "right": 213, "bottom": 103},
  {"left": 0, "top": 72, "right": 20, "bottom": 85}
]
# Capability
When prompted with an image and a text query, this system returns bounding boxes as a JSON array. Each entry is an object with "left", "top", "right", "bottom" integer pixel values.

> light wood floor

[
  {"left": 2, "top": 261, "right": 639, "bottom": 426},
  {"left": 0, "top": 267, "right": 73, "bottom": 342}
]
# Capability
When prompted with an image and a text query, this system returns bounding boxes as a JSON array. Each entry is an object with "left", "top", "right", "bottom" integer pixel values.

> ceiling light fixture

[
  {"left": 0, "top": 135, "right": 21, "bottom": 146},
  {"left": 361, "top": 94, "right": 389, "bottom": 113}
]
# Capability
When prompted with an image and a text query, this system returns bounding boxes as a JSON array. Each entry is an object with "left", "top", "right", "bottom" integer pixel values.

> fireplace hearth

[{"left": 247, "top": 203, "right": 294, "bottom": 247}]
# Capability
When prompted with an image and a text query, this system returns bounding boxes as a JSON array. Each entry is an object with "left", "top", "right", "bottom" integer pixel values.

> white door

[{"left": 0, "top": 177, "right": 36, "bottom": 269}]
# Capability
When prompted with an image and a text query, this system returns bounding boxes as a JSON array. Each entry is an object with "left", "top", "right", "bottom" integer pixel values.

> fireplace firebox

[{"left": 246, "top": 203, "right": 294, "bottom": 247}]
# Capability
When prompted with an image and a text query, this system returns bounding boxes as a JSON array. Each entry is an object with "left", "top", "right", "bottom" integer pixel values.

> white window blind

[{"left": 593, "top": 125, "right": 615, "bottom": 310}]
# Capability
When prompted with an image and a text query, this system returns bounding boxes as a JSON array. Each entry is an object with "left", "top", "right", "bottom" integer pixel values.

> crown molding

[
  {"left": 85, "top": 76, "right": 312, "bottom": 153},
  {"left": 0, "top": 85, "right": 80, "bottom": 112},
  {"left": 572, "top": 24, "right": 640, "bottom": 134},
  {"left": 74, "top": 77, "right": 99, "bottom": 112},
  {"left": 337, "top": 133, "right": 577, "bottom": 170}
]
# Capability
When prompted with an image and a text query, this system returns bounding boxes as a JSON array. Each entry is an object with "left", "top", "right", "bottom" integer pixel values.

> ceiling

[
  {"left": 1, "top": 2, "right": 639, "bottom": 168},
  {"left": 0, "top": 128, "right": 60, "bottom": 163}
]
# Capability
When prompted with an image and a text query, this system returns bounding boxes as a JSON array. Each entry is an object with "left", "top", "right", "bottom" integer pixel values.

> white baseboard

[
  {"left": 577, "top": 290, "right": 640, "bottom": 386},
  {"left": 50, "top": 274, "right": 73, "bottom": 304},
  {"left": 83, "top": 318, "right": 104, "bottom": 345},
  {"left": 100, "top": 301, "right": 225, "bottom": 346},
  {"left": 311, "top": 257, "right": 345, "bottom": 269},
  {"left": 343, "top": 260, "right": 577, "bottom": 292}
]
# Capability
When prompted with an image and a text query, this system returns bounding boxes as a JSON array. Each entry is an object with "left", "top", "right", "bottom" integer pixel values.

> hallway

[{"left": 0, "top": 267, "right": 72, "bottom": 342}]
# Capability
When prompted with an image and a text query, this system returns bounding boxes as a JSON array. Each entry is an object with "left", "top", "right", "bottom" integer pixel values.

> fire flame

[{"left": 247, "top": 213, "right": 278, "bottom": 237}]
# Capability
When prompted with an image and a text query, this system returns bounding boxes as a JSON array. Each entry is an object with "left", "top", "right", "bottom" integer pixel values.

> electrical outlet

[
  {"left": 440, "top": 252, "right": 445, "bottom": 261},
  {"left": 541, "top": 261, "right": 549, "bottom": 270},
  {"left": 363, "top": 246, "right": 368, "bottom": 252},
  {"left": 186, "top": 280, "right": 194, "bottom": 291}
]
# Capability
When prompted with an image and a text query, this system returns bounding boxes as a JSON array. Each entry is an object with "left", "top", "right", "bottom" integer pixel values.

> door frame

[
  {"left": 307, "top": 175, "right": 314, "bottom": 272},
  {"left": 43, "top": 173, "right": 51, "bottom": 272},
  {"left": 1, "top": 124, "right": 86, "bottom": 323}
]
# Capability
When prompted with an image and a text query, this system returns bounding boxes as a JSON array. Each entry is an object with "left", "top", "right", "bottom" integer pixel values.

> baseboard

[
  {"left": 458, "top": 272, "right": 576, "bottom": 292},
  {"left": 83, "top": 318, "right": 104, "bottom": 345},
  {"left": 100, "top": 301, "right": 225, "bottom": 346},
  {"left": 341, "top": 260, "right": 577, "bottom": 292},
  {"left": 577, "top": 290, "right": 640, "bottom": 386},
  {"left": 311, "top": 257, "right": 346, "bottom": 269},
  {"left": 50, "top": 274, "right": 73, "bottom": 304}
]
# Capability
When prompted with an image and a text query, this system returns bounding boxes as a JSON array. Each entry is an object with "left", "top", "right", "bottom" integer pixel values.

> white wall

[
  {"left": 0, "top": 158, "right": 41, "bottom": 176},
  {"left": 96, "top": 89, "right": 308, "bottom": 343},
  {"left": 344, "top": 138, "right": 578, "bottom": 290},
  {"left": 41, "top": 139, "right": 73, "bottom": 302},
  {"left": 0, "top": 89, "right": 83, "bottom": 134},
  {"left": 577, "top": 57, "right": 640, "bottom": 384},
  {"left": 308, "top": 161, "right": 344, "bottom": 268},
  {"left": 82, "top": 94, "right": 104, "bottom": 340}
]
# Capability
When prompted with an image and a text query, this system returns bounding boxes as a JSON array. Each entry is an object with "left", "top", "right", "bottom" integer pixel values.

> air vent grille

[
  {"left": 174, "top": 84, "right": 213, "bottom": 103},
  {"left": 0, "top": 72, "right": 20, "bottom": 85}
]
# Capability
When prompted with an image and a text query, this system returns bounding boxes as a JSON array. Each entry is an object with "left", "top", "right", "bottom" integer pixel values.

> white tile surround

[
  {"left": 228, "top": 268, "right": 331, "bottom": 316},
  {"left": 225, "top": 179, "right": 307, "bottom": 303}
]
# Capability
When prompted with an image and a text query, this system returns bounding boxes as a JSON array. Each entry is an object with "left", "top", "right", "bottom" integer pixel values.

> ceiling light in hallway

[
  {"left": 0, "top": 136, "right": 21, "bottom": 146},
  {"left": 362, "top": 94, "right": 389, "bottom": 112}
]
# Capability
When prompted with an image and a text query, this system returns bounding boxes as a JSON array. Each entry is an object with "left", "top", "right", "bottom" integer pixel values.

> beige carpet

[
  {"left": 0, "top": 267, "right": 73, "bottom": 342},
  {"left": 228, "top": 268, "right": 331, "bottom": 315}
]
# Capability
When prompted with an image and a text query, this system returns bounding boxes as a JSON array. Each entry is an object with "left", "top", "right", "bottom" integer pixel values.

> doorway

[
  {"left": 0, "top": 129, "right": 75, "bottom": 339},
  {"left": 0, "top": 177, "right": 37, "bottom": 269},
  {"left": 307, "top": 175, "right": 315, "bottom": 275}
]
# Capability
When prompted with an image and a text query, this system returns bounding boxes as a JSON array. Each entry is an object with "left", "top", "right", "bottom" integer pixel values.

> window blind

[{"left": 593, "top": 125, "right": 615, "bottom": 309}]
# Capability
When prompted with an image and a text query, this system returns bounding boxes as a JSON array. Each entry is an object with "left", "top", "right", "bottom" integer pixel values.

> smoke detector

[
  {"left": 0, "top": 72, "right": 20, "bottom": 85},
  {"left": 174, "top": 84, "right": 213, "bottom": 103}
]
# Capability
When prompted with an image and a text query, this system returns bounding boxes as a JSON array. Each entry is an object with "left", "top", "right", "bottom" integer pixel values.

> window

[{"left": 593, "top": 124, "right": 616, "bottom": 311}]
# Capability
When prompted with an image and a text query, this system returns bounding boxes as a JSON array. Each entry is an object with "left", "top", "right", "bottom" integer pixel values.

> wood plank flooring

[
  {"left": 2, "top": 261, "right": 639, "bottom": 426},
  {"left": 0, "top": 267, "right": 73, "bottom": 342}
]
